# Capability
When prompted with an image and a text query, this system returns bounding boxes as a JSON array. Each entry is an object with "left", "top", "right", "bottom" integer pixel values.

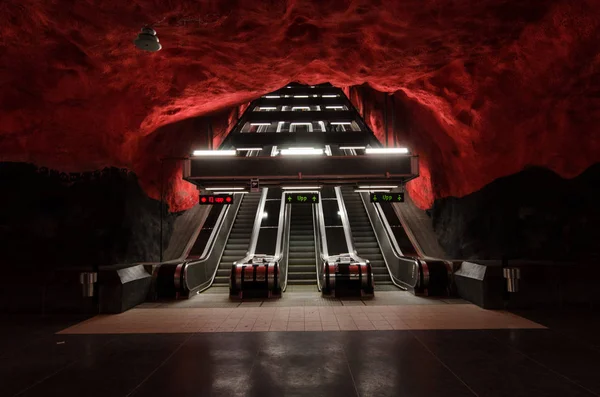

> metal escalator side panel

[
  {"left": 357, "top": 191, "right": 414, "bottom": 290},
  {"left": 311, "top": 204, "right": 321, "bottom": 290},
  {"left": 334, "top": 186, "right": 361, "bottom": 262},
  {"left": 212, "top": 192, "right": 263, "bottom": 288},
  {"left": 242, "top": 188, "right": 270, "bottom": 261},
  {"left": 277, "top": 191, "right": 292, "bottom": 291},
  {"left": 181, "top": 193, "right": 244, "bottom": 295}
]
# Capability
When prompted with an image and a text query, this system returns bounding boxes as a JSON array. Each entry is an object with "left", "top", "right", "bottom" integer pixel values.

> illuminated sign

[
  {"left": 370, "top": 192, "right": 404, "bottom": 203},
  {"left": 285, "top": 193, "right": 319, "bottom": 204},
  {"left": 199, "top": 194, "right": 234, "bottom": 205}
]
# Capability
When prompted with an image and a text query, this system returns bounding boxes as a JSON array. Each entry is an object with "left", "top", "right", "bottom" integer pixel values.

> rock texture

[
  {"left": 1, "top": 0, "right": 599, "bottom": 212},
  {"left": 431, "top": 164, "right": 600, "bottom": 260},
  {"left": 0, "top": 163, "right": 177, "bottom": 268}
]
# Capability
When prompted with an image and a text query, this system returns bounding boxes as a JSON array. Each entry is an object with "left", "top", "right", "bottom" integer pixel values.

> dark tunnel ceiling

[{"left": 0, "top": 0, "right": 599, "bottom": 211}]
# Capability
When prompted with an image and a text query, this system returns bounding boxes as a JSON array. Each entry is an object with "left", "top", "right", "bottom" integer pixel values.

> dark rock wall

[
  {"left": 0, "top": 162, "right": 178, "bottom": 270},
  {"left": 432, "top": 164, "right": 600, "bottom": 261}
]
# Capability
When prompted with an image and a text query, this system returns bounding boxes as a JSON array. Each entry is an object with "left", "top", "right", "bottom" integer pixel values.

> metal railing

[
  {"left": 275, "top": 191, "right": 292, "bottom": 291},
  {"left": 314, "top": 192, "right": 329, "bottom": 291},
  {"left": 359, "top": 192, "right": 417, "bottom": 290},
  {"left": 179, "top": 194, "right": 243, "bottom": 295},
  {"left": 234, "top": 188, "right": 269, "bottom": 266}
]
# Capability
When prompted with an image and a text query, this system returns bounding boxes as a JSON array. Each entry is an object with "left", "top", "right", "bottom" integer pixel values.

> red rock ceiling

[{"left": 1, "top": 0, "right": 599, "bottom": 211}]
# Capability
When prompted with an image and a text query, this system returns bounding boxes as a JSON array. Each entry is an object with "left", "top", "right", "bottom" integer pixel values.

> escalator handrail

[
  {"left": 180, "top": 193, "right": 244, "bottom": 293},
  {"left": 275, "top": 191, "right": 291, "bottom": 291},
  {"left": 234, "top": 188, "right": 269, "bottom": 265},
  {"left": 334, "top": 186, "right": 366, "bottom": 264},
  {"left": 313, "top": 193, "right": 327, "bottom": 291}
]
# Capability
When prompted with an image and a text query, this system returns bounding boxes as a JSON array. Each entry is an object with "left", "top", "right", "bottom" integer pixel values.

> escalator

[
  {"left": 212, "top": 192, "right": 262, "bottom": 287},
  {"left": 340, "top": 186, "right": 394, "bottom": 289},
  {"left": 286, "top": 204, "right": 317, "bottom": 287}
]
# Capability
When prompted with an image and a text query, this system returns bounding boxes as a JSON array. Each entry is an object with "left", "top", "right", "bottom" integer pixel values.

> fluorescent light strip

[
  {"left": 259, "top": 107, "right": 276, "bottom": 110},
  {"left": 294, "top": 95, "right": 309, "bottom": 98},
  {"left": 280, "top": 148, "right": 324, "bottom": 155},
  {"left": 292, "top": 107, "right": 310, "bottom": 111},
  {"left": 322, "top": 94, "right": 338, "bottom": 98},
  {"left": 205, "top": 187, "right": 246, "bottom": 191},
  {"left": 326, "top": 106, "right": 344, "bottom": 109},
  {"left": 250, "top": 123, "right": 271, "bottom": 126},
  {"left": 354, "top": 189, "right": 391, "bottom": 193},
  {"left": 236, "top": 147, "right": 263, "bottom": 151},
  {"left": 265, "top": 95, "right": 280, "bottom": 98},
  {"left": 358, "top": 185, "right": 398, "bottom": 189},
  {"left": 192, "top": 150, "right": 236, "bottom": 156},
  {"left": 339, "top": 146, "right": 366, "bottom": 150},
  {"left": 331, "top": 122, "right": 352, "bottom": 125},
  {"left": 281, "top": 186, "right": 321, "bottom": 190},
  {"left": 365, "top": 148, "right": 409, "bottom": 154}
]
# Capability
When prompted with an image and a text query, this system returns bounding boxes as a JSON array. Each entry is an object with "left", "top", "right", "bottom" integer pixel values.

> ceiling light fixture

[
  {"left": 134, "top": 27, "right": 162, "bottom": 52},
  {"left": 192, "top": 150, "right": 236, "bottom": 156},
  {"left": 205, "top": 187, "right": 246, "bottom": 191},
  {"left": 279, "top": 148, "right": 324, "bottom": 155},
  {"left": 365, "top": 148, "right": 409, "bottom": 154},
  {"left": 358, "top": 185, "right": 398, "bottom": 189},
  {"left": 281, "top": 186, "right": 321, "bottom": 190}
]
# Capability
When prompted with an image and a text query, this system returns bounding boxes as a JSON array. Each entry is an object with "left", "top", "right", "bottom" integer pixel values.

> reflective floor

[{"left": 2, "top": 307, "right": 600, "bottom": 397}]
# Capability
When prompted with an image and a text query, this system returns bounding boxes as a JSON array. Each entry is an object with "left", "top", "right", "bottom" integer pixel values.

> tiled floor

[
  {"left": 59, "top": 303, "right": 544, "bottom": 334},
  {"left": 2, "top": 309, "right": 600, "bottom": 397}
]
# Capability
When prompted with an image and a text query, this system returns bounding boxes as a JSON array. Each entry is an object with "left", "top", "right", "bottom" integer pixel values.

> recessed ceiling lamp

[{"left": 134, "top": 27, "right": 162, "bottom": 52}]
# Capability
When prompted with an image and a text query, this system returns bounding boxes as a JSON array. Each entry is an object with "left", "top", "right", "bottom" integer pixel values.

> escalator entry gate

[
  {"left": 322, "top": 255, "right": 374, "bottom": 298},
  {"left": 230, "top": 257, "right": 281, "bottom": 299}
]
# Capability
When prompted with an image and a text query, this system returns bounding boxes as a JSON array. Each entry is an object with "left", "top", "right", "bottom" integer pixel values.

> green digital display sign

[
  {"left": 285, "top": 193, "right": 319, "bottom": 204},
  {"left": 370, "top": 192, "right": 404, "bottom": 203}
]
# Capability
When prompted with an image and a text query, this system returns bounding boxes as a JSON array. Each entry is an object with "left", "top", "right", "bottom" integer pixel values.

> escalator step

[
  {"left": 287, "top": 272, "right": 316, "bottom": 280},
  {"left": 289, "top": 246, "right": 315, "bottom": 252},
  {"left": 225, "top": 244, "right": 248, "bottom": 250},
  {"left": 221, "top": 255, "right": 245, "bottom": 262},
  {"left": 289, "top": 257, "right": 315, "bottom": 265},
  {"left": 227, "top": 238, "right": 250, "bottom": 244},
  {"left": 287, "top": 264, "right": 315, "bottom": 272},
  {"left": 354, "top": 243, "right": 379, "bottom": 249},
  {"left": 287, "top": 279, "right": 317, "bottom": 286},
  {"left": 290, "top": 235, "right": 314, "bottom": 241}
]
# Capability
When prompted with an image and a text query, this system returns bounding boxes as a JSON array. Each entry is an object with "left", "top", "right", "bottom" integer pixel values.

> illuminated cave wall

[{"left": 0, "top": 0, "right": 599, "bottom": 215}]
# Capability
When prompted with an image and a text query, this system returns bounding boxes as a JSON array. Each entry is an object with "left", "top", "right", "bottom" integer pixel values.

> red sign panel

[{"left": 198, "top": 194, "right": 234, "bottom": 205}]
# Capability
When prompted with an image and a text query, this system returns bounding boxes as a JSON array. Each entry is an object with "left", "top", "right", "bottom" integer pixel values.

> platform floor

[{"left": 2, "top": 297, "right": 600, "bottom": 397}]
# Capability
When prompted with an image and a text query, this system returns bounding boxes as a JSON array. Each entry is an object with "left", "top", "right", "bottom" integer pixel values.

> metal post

[
  {"left": 208, "top": 119, "right": 213, "bottom": 150},
  {"left": 383, "top": 94, "right": 388, "bottom": 147},
  {"left": 390, "top": 94, "right": 396, "bottom": 147},
  {"left": 159, "top": 159, "right": 164, "bottom": 263}
]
